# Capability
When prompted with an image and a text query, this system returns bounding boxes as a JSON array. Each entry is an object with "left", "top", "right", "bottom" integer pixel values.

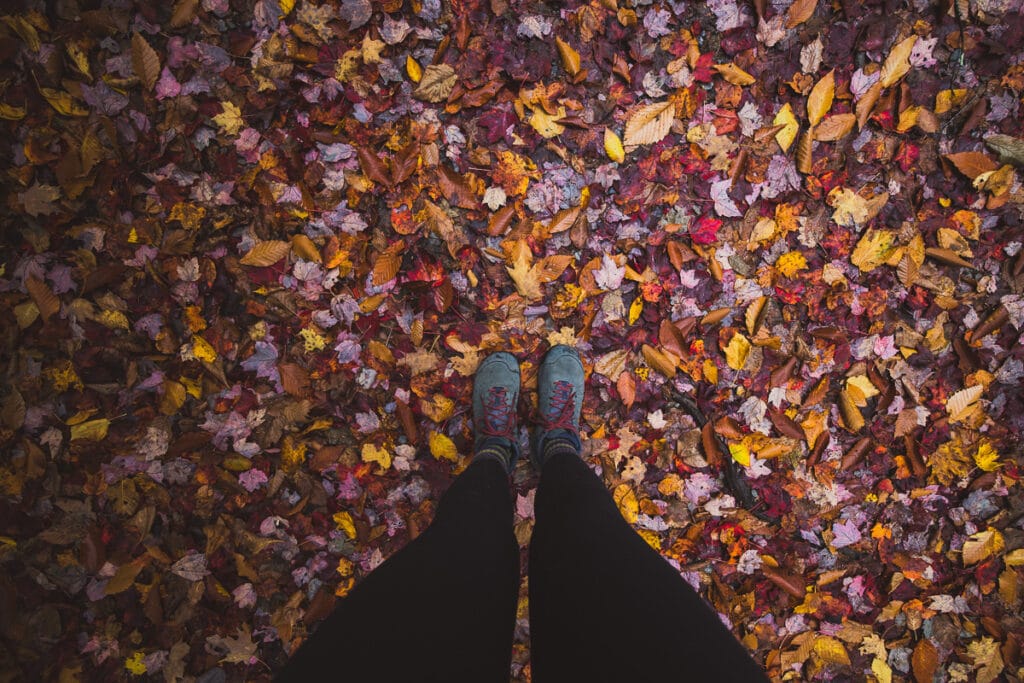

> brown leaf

[
  {"left": 536, "top": 254, "right": 575, "bottom": 283},
  {"left": 623, "top": 100, "right": 674, "bottom": 150},
  {"left": 617, "top": 371, "right": 636, "bottom": 408},
  {"left": 912, "top": 639, "right": 939, "bottom": 683},
  {"left": 925, "top": 247, "right": 974, "bottom": 269},
  {"left": 372, "top": 242, "right": 404, "bottom": 286},
  {"left": 131, "top": 33, "right": 161, "bottom": 92},
  {"left": 422, "top": 199, "right": 467, "bottom": 258},
  {"left": 357, "top": 146, "right": 392, "bottom": 187},
  {"left": 169, "top": 0, "right": 199, "bottom": 28},
  {"left": 943, "top": 151, "right": 999, "bottom": 180},
  {"left": 814, "top": 113, "right": 856, "bottom": 141},
  {"left": 546, "top": 206, "right": 580, "bottom": 235},
  {"left": 487, "top": 204, "right": 516, "bottom": 236},
  {"left": 785, "top": 0, "right": 817, "bottom": 28},
  {"left": 240, "top": 240, "right": 290, "bottom": 267},
  {"left": 392, "top": 142, "right": 420, "bottom": 187},
  {"left": 436, "top": 165, "right": 478, "bottom": 209},
  {"left": 279, "top": 363, "right": 311, "bottom": 397},
  {"left": 796, "top": 128, "right": 814, "bottom": 174},
  {"left": 642, "top": 343, "right": 677, "bottom": 378},
  {"left": 25, "top": 276, "right": 59, "bottom": 321},
  {"left": 839, "top": 389, "right": 865, "bottom": 432},
  {"left": 414, "top": 64, "right": 457, "bottom": 102}
]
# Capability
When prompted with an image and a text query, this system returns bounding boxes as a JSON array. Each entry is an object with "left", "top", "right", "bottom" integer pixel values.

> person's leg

[
  {"left": 526, "top": 346, "right": 766, "bottom": 682},
  {"left": 278, "top": 353, "right": 524, "bottom": 682},
  {"left": 528, "top": 450, "right": 769, "bottom": 682},
  {"left": 276, "top": 456, "right": 518, "bottom": 683}
]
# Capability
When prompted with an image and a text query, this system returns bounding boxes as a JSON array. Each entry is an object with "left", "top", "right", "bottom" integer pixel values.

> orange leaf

[
  {"left": 785, "top": 0, "right": 817, "bottom": 28},
  {"left": 617, "top": 371, "right": 636, "bottom": 408},
  {"left": 131, "top": 33, "right": 161, "bottom": 91},
  {"left": 943, "top": 151, "right": 998, "bottom": 180},
  {"left": 25, "top": 276, "right": 59, "bottom": 321}
]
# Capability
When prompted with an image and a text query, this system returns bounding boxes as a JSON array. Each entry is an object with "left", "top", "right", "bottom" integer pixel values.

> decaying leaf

[{"left": 414, "top": 64, "right": 457, "bottom": 102}]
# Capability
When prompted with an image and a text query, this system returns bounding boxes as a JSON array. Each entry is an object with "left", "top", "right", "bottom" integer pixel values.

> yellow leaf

[
  {"left": 962, "top": 528, "right": 1004, "bottom": 566},
  {"left": 845, "top": 375, "right": 879, "bottom": 404},
  {"left": 505, "top": 239, "right": 541, "bottom": 301},
  {"left": 0, "top": 102, "right": 26, "bottom": 120},
  {"left": 935, "top": 88, "right": 968, "bottom": 114},
  {"left": 279, "top": 0, "right": 295, "bottom": 15},
  {"left": 812, "top": 636, "right": 851, "bottom": 666},
  {"left": 850, "top": 229, "right": 896, "bottom": 272},
  {"left": 70, "top": 418, "right": 110, "bottom": 442},
  {"left": 773, "top": 102, "right": 799, "bottom": 152},
  {"left": 555, "top": 36, "right": 581, "bottom": 77},
  {"left": 39, "top": 87, "right": 88, "bottom": 116},
  {"left": 1005, "top": 549, "right": 1024, "bottom": 567},
  {"left": 896, "top": 105, "right": 923, "bottom": 133},
  {"left": 361, "top": 443, "right": 392, "bottom": 472},
  {"left": 428, "top": 432, "right": 459, "bottom": 463},
  {"left": 604, "top": 128, "right": 625, "bottom": 163},
  {"left": 879, "top": 35, "right": 917, "bottom": 88},
  {"left": 729, "top": 442, "right": 751, "bottom": 467},
  {"left": 333, "top": 511, "right": 357, "bottom": 538},
  {"left": 724, "top": 332, "right": 751, "bottom": 371},
  {"left": 641, "top": 344, "right": 678, "bottom": 378},
  {"left": 628, "top": 297, "right": 643, "bottom": 325},
  {"left": 240, "top": 240, "right": 291, "bottom": 266},
  {"left": 528, "top": 105, "right": 567, "bottom": 138},
  {"left": 406, "top": 55, "right": 422, "bottom": 82},
  {"left": 712, "top": 63, "right": 756, "bottom": 86},
  {"left": 871, "top": 656, "right": 893, "bottom": 683},
  {"left": 125, "top": 651, "right": 147, "bottom": 675},
  {"left": 213, "top": 101, "right": 244, "bottom": 135},
  {"left": 613, "top": 484, "right": 638, "bottom": 524},
  {"left": 974, "top": 440, "right": 1001, "bottom": 472},
  {"left": 623, "top": 100, "right": 675, "bottom": 150},
  {"left": 775, "top": 251, "right": 807, "bottom": 277},
  {"left": 806, "top": 69, "right": 835, "bottom": 126},
  {"left": 159, "top": 379, "right": 187, "bottom": 415}
]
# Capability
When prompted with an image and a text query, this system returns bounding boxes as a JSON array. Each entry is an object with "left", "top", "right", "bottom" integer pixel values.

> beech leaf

[{"left": 623, "top": 101, "right": 675, "bottom": 150}]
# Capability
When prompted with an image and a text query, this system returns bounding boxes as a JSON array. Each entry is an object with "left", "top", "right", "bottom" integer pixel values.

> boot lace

[
  {"left": 540, "top": 381, "right": 578, "bottom": 434},
  {"left": 480, "top": 387, "right": 515, "bottom": 439}
]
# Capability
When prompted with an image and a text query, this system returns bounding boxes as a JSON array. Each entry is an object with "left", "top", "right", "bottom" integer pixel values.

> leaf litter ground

[{"left": 1, "top": 0, "right": 1023, "bottom": 680}]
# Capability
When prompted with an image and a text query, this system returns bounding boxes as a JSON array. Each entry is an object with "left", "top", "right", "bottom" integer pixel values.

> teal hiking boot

[
  {"left": 472, "top": 352, "right": 521, "bottom": 472},
  {"left": 531, "top": 345, "right": 584, "bottom": 469}
]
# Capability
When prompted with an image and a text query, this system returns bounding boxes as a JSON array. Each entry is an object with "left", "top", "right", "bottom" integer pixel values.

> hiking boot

[
  {"left": 472, "top": 352, "right": 521, "bottom": 472},
  {"left": 531, "top": 345, "right": 584, "bottom": 469}
]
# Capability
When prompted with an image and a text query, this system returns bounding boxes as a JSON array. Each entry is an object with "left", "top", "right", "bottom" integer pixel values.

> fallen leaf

[
  {"left": 879, "top": 35, "right": 917, "bottom": 88},
  {"left": 240, "top": 241, "right": 290, "bottom": 266},
  {"left": 773, "top": 103, "right": 799, "bottom": 152},
  {"left": 623, "top": 100, "right": 674, "bottom": 150}
]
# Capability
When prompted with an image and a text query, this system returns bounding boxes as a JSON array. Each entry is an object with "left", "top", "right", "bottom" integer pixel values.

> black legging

[{"left": 276, "top": 453, "right": 769, "bottom": 682}]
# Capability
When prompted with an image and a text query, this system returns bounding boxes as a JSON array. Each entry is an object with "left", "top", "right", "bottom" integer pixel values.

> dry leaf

[
  {"left": 131, "top": 33, "right": 161, "bottom": 91},
  {"left": 623, "top": 101, "right": 674, "bottom": 150},
  {"left": 642, "top": 344, "right": 678, "bottom": 378},
  {"left": 944, "top": 151, "right": 998, "bottom": 180},
  {"left": 555, "top": 36, "right": 581, "bottom": 77},
  {"left": 240, "top": 241, "right": 290, "bottom": 267},
  {"left": 814, "top": 113, "right": 856, "bottom": 141},
  {"left": 806, "top": 69, "right": 835, "bottom": 126},
  {"left": 985, "top": 133, "right": 1024, "bottom": 167},
  {"left": 947, "top": 384, "right": 984, "bottom": 423},
  {"left": 856, "top": 80, "right": 882, "bottom": 130},
  {"left": 796, "top": 128, "right": 813, "bottom": 174},
  {"left": 713, "top": 63, "right": 756, "bottom": 86},
  {"left": 785, "top": 0, "right": 817, "bottom": 28},
  {"left": 290, "top": 234, "right": 321, "bottom": 263},
  {"left": 414, "top": 64, "right": 457, "bottom": 102},
  {"left": 25, "top": 276, "right": 59, "bottom": 321},
  {"left": 773, "top": 103, "right": 799, "bottom": 152},
  {"left": 911, "top": 639, "right": 939, "bottom": 683},
  {"left": 372, "top": 243, "right": 404, "bottom": 285},
  {"left": 850, "top": 229, "right": 896, "bottom": 272},
  {"left": 879, "top": 35, "right": 917, "bottom": 88},
  {"left": 724, "top": 333, "right": 751, "bottom": 370},
  {"left": 605, "top": 128, "right": 625, "bottom": 163},
  {"left": 962, "top": 528, "right": 1004, "bottom": 565}
]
